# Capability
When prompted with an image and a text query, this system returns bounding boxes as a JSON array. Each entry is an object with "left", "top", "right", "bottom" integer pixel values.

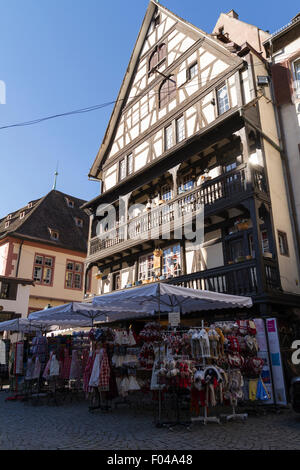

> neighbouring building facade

[
  {"left": 0, "top": 276, "right": 33, "bottom": 320},
  {"left": 82, "top": 1, "right": 300, "bottom": 319},
  {"left": 263, "top": 13, "right": 300, "bottom": 268},
  {"left": 213, "top": 8, "right": 300, "bottom": 288},
  {"left": 0, "top": 189, "right": 98, "bottom": 315}
]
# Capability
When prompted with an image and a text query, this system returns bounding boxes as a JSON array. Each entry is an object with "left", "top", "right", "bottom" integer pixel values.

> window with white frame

[
  {"left": 176, "top": 116, "right": 185, "bottom": 143},
  {"left": 119, "top": 158, "right": 126, "bottom": 181},
  {"left": 163, "top": 245, "right": 181, "bottom": 278},
  {"left": 161, "top": 184, "right": 172, "bottom": 201},
  {"left": 127, "top": 153, "right": 133, "bottom": 175},
  {"left": 294, "top": 60, "right": 300, "bottom": 98},
  {"left": 217, "top": 84, "right": 230, "bottom": 115},
  {"left": 138, "top": 254, "right": 154, "bottom": 281},
  {"left": 188, "top": 62, "right": 198, "bottom": 81},
  {"left": 179, "top": 174, "right": 194, "bottom": 193},
  {"left": 33, "top": 254, "right": 54, "bottom": 285},
  {"left": 278, "top": 231, "right": 289, "bottom": 256},
  {"left": 65, "top": 260, "right": 83, "bottom": 289},
  {"left": 165, "top": 124, "right": 173, "bottom": 150},
  {"left": 119, "top": 154, "right": 134, "bottom": 181}
]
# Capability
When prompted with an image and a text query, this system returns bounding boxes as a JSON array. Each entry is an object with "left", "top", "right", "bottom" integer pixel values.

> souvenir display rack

[{"left": 0, "top": 315, "right": 271, "bottom": 427}]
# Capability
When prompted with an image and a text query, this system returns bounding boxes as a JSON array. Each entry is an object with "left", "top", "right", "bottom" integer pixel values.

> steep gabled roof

[
  {"left": 0, "top": 190, "right": 89, "bottom": 253},
  {"left": 88, "top": 0, "right": 243, "bottom": 179}
]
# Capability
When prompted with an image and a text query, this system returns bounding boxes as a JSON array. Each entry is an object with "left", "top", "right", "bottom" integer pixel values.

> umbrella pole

[{"left": 158, "top": 282, "right": 162, "bottom": 426}]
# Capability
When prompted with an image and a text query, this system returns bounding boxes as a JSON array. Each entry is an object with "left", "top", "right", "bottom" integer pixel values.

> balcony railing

[
  {"left": 165, "top": 258, "right": 281, "bottom": 297},
  {"left": 89, "top": 165, "right": 267, "bottom": 257}
]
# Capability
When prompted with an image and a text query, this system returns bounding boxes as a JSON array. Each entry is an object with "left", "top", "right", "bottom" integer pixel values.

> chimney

[{"left": 227, "top": 10, "right": 239, "bottom": 19}]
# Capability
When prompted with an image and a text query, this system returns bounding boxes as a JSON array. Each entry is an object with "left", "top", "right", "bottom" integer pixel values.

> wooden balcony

[
  {"left": 89, "top": 165, "right": 267, "bottom": 259},
  {"left": 165, "top": 258, "right": 281, "bottom": 297}
]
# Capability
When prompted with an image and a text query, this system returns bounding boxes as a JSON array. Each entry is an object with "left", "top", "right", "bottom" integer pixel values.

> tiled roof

[{"left": 0, "top": 190, "right": 89, "bottom": 253}]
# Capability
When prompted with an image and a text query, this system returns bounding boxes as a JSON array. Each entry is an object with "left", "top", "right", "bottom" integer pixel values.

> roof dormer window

[
  {"left": 20, "top": 211, "right": 25, "bottom": 219},
  {"left": 28, "top": 202, "right": 33, "bottom": 209},
  {"left": 65, "top": 197, "right": 74, "bottom": 208},
  {"left": 49, "top": 228, "right": 59, "bottom": 240},
  {"left": 5, "top": 221, "right": 10, "bottom": 229},
  {"left": 75, "top": 217, "right": 83, "bottom": 228},
  {"left": 7, "top": 214, "right": 12, "bottom": 221}
]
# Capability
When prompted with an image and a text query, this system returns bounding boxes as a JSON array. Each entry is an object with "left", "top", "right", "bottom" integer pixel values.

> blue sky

[{"left": 0, "top": 0, "right": 298, "bottom": 218}]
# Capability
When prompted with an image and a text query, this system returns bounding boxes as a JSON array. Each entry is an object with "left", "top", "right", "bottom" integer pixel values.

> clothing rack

[{"left": 190, "top": 320, "right": 220, "bottom": 426}]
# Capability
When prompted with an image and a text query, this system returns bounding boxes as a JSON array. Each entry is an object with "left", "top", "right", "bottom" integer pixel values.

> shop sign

[
  {"left": 266, "top": 318, "right": 287, "bottom": 406},
  {"left": 254, "top": 319, "right": 274, "bottom": 404},
  {"left": 168, "top": 311, "right": 180, "bottom": 327}
]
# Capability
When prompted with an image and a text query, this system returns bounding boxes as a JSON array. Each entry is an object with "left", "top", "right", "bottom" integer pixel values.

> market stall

[
  {"left": 0, "top": 319, "right": 56, "bottom": 399},
  {"left": 4, "top": 284, "right": 276, "bottom": 425}
]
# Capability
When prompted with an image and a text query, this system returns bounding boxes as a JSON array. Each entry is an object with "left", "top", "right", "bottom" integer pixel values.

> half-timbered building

[{"left": 82, "top": 1, "right": 300, "bottom": 317}]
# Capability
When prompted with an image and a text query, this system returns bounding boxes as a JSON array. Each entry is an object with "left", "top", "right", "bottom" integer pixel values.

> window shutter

[{"left": 272, "top": 62, "right": 292, "bottom": 105}]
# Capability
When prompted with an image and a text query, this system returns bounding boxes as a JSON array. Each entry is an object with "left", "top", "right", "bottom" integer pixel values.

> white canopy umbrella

[
  {"left": 28, "top": 301, "right": 107, "bottom": 327},
  {"left": 0, "top": 318, "right": 56, "bottom": 333},
  {"left": 92, "top": 282, "right": 253, "bottom": 321}
]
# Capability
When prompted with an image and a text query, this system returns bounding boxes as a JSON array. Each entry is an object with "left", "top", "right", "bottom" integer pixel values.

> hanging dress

[
  {"left": 49, "top": 354, "right": 60, "bottom": 377},
  {"left": 89, "top": 350, "right": 102, "bottom": 388},
  {"left": 150, "top": 345, "right": 165, "bottom": 390},
  {"left": 83, "top": 352, "right": 95, "bottom": 393},
  {"left": 69, "top": 350, "right": 81, "bottom": 380},
  {"left": 99, "top": 348, "right": 110, "bottom": 392}
]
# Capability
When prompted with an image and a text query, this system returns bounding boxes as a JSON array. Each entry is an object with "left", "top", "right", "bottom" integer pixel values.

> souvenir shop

[
  {"left": 1, "top": 283, "right": 286, "bottom": 426},
  {"left": 1, "top": 318, "right": 271, "bottom": 419}
]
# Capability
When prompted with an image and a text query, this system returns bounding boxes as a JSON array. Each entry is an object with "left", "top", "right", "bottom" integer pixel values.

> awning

[
  {"left": 0, "top": 318, "right": 56, "bottom": 333},
  {"left": 28, "top": 302, "right": 107, "bottom": 327},
  {"left": 92, "top": 282, "right": 253, "bottom": 321}
]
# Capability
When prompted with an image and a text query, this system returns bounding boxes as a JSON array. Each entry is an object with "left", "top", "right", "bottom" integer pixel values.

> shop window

[
  {"left": 159, "top": 76, "right": 176, "bottom": 108},
  {"left": 139, "top": 254, "right": 154, "bottom": 282},
  {"left": 217, "top": 84, "right": 230, "bottom": 115},
  {"left": 176, "top": 116, "right": 185, "bottom": 143},
  {"left": 65, "top": 260, "right": 83, "bottom": 289},
  {"left": 33, "top": 254, "right": 55, "bottom": 286},
  {"left": 163, "top": 245, "right": 181, "bottom": 278},
  {"left": 278, "top": 231, "right": 289, "bottom": 256}
]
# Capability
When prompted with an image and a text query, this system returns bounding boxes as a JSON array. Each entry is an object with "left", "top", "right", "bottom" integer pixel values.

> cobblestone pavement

[{"left": 1, "top": 391, "right": 300, "bottom": 450}]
